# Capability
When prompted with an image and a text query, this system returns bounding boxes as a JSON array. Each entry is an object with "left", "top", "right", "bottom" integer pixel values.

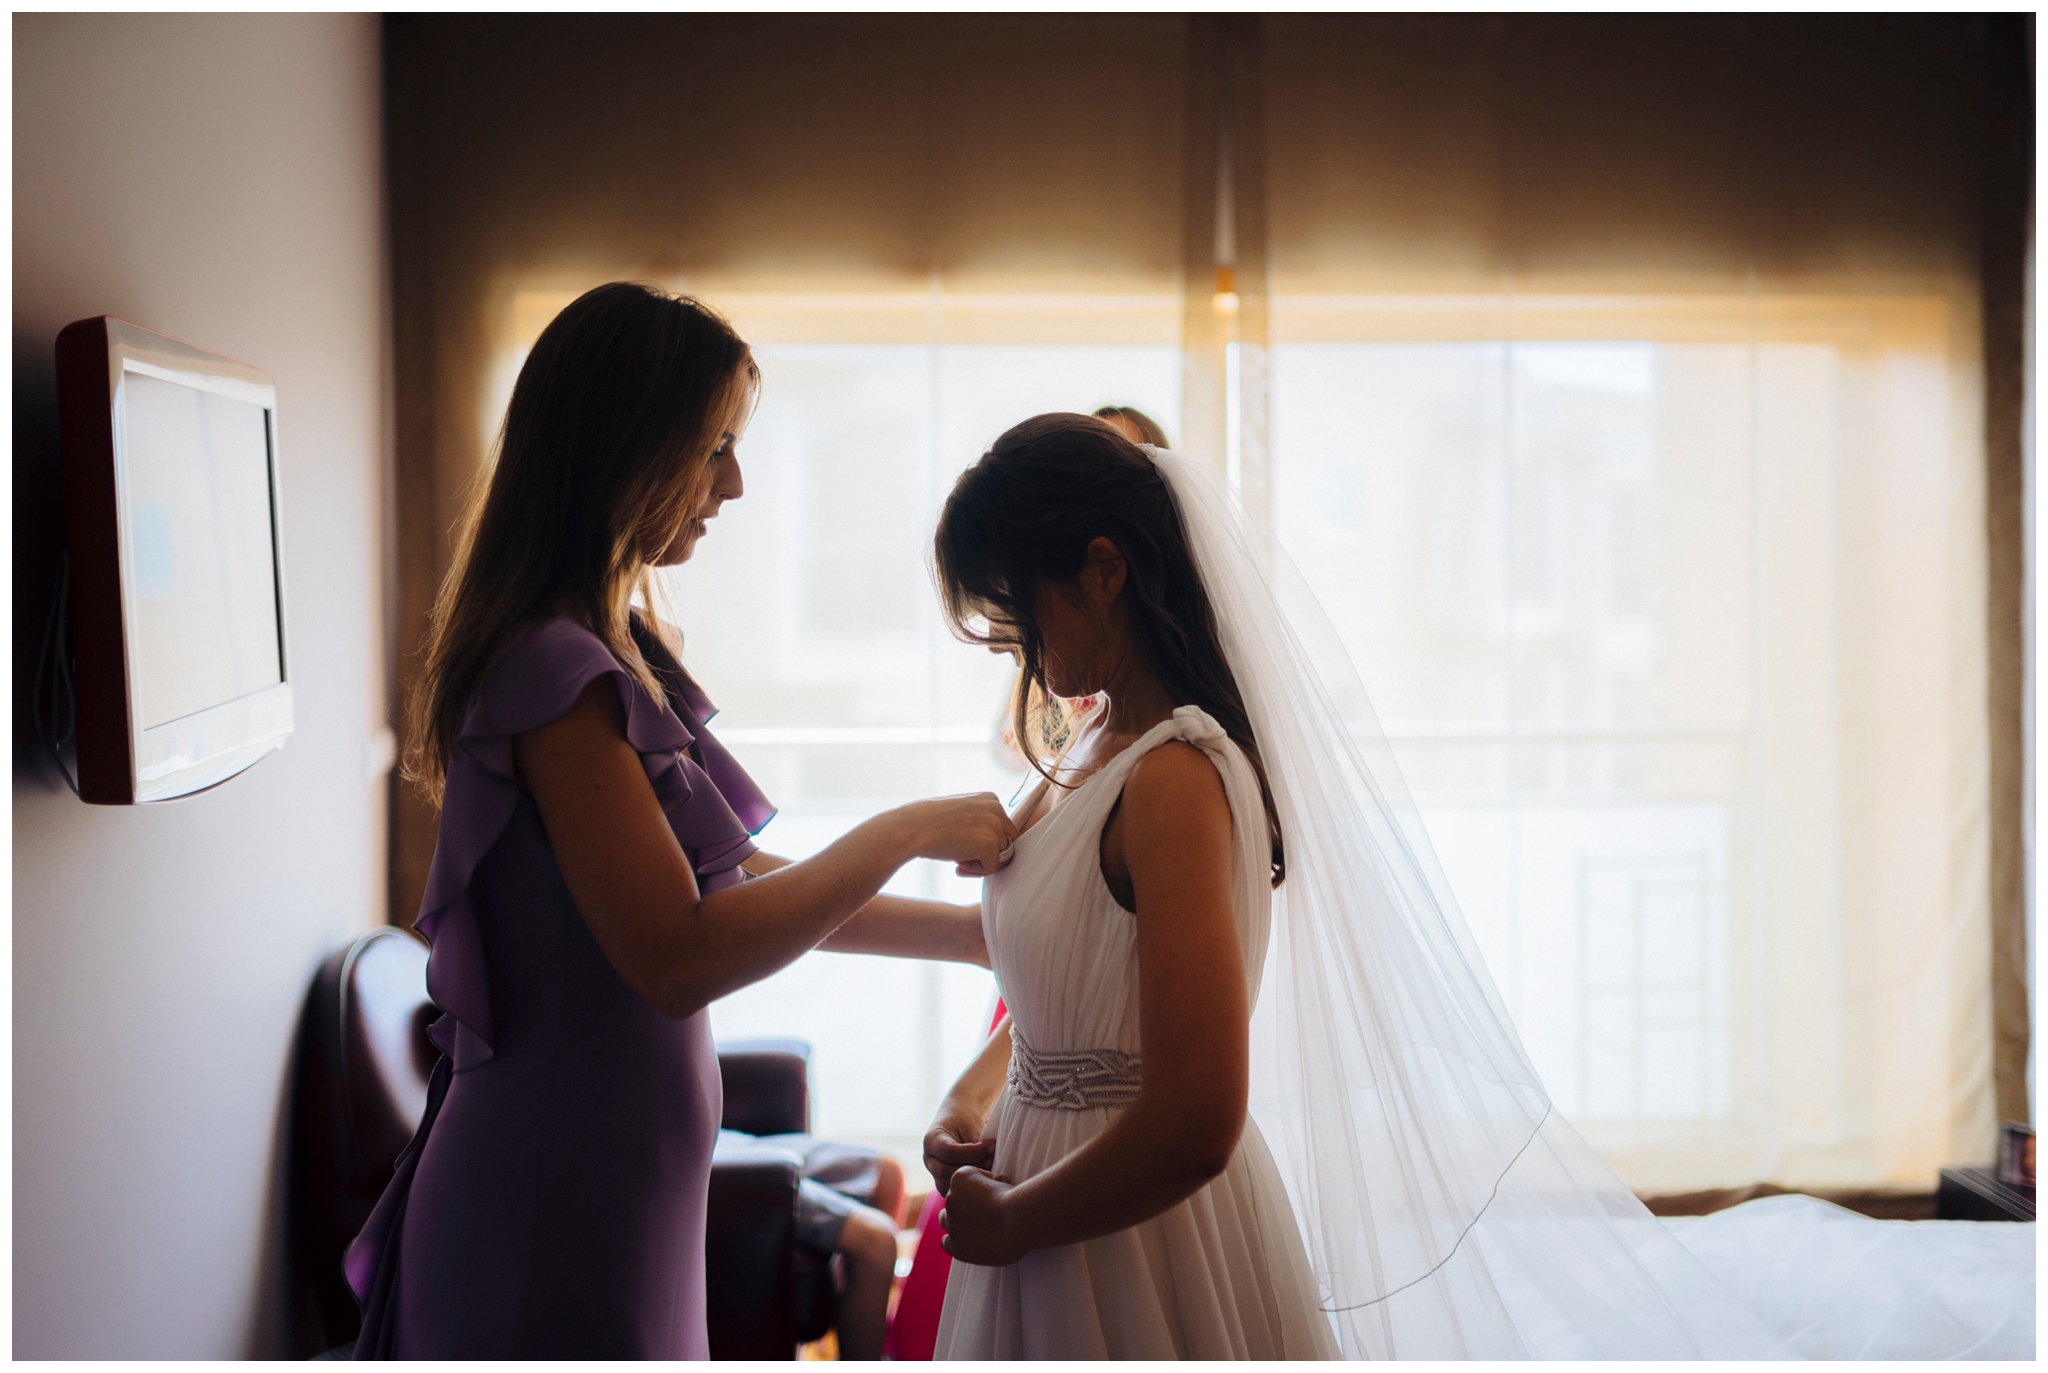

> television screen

[
  {"left": 56, "top": 315, "right": 292, "bottom": 804},
  {"left": 123, "top": 370, "right": 283, "bottom": 728}
]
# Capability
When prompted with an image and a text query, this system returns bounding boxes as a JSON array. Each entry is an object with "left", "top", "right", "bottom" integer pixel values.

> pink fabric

[
  {"left": 884, "top": 1193, "right": 952, "bottom": 1361},
  {"left": 885, "top": 998, "right": 1006, "bottom": 1360}
]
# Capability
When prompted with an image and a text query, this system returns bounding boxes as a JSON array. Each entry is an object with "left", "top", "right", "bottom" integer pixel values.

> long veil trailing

[{"left": 1145, "top": 446, "right": 1788, "bottom": 1359}]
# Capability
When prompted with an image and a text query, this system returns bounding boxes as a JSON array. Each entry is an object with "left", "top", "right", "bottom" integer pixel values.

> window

[
  {"left": 472, "top": 292, "right": 1187, "bottom": 1162},
  {"left": 487, "top": 286, "right": 1979, "bottom": 1192},
  {"left": 1265, "top": 294, "right": 1973, "bottom": 1191}
]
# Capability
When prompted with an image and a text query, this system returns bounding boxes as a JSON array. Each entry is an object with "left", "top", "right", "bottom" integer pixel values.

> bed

[{"left": 1662, "top": 1194, "right": 2034, "bottom": 1359}]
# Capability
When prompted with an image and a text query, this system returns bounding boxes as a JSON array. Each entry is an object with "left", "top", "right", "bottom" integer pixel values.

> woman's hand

[
  {"left": 890, "top": 793, "right": 1019, "bottom": 876},
  {"left": 515, "top": 686, "right": 1007, "bottom": 1022},
  {"left": 923, "top": 1101, "right": 995, "bottom": 1196},
  {"left": 939, "top": 1168, "right": 1025, "bottom": 1266}
]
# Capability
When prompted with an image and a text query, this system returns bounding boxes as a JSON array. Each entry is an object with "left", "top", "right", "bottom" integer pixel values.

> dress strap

[{"left": 1107, "top": 706, "right": 1242, "bottom": 781}]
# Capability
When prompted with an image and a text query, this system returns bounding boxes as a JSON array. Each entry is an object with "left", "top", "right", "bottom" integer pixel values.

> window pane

[
  {"left": 1271, "top": 310, "right": 1956, "bottom": 1191},
  {"left": 669, "top": 337, "right": 1180, "bottom": 1156}
]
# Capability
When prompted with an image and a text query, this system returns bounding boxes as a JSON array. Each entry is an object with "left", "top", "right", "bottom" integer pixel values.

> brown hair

[
  {"left": 404, "top": 282, "right": 757, "bottom": 803},
  {"left": 995, "top": 407, "right": 1169, "bottom": 761},
  {"left": 935, "top": 413, "right": 1284, "bottom": 884}
]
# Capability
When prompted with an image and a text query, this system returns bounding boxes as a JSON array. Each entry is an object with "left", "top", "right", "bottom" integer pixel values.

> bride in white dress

[
  {"left": 933, "top": 700, "right": 1336, "bottom": 1358},
  {"left": 920, "top": 414, "right": 1794, "bottom": 1360}
]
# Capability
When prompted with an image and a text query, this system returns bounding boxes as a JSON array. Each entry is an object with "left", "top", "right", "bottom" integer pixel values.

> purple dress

[{"left": 345, "top": 615, "right": 774, "bottom": 1359}]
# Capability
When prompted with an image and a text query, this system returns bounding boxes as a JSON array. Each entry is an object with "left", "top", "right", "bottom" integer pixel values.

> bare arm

[
  {"left": 800, "top": 767, "right": 1063, "bottom": 973},
  {"left": 922, "top": 1013, "right": 1013, "bottom": 1193},
  {"left": 744, "top": 851, "right": 988, "bottom": 967},
  {"left": 937, "top": 742, "right": 1249, "bottom": 1264},
  {"left": 515, "top": 679, "right": 1016, "bottom": 1020},
  {"left": 820, "top": 895, "right": 988, "bottom": 966}
]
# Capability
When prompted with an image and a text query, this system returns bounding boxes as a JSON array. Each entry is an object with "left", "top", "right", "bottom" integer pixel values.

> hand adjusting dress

[
  {"left": 934, "top": 707, "right": 1340, "bottom": 1360},
  {"left": 345, "top": 614, "right": 773, "bottom": 1359}
]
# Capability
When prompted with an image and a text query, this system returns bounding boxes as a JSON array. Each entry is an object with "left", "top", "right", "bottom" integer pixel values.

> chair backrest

[
  {"left": 705, "top": 1036, "right": 819, "bottom": 1358},
  {"left": 705, "top": 1153, "right": 802, "bottom": 1358},
  {"left": 716, "top": 1037, "right": 810, "bottom": 1137},
  {"left": 338, "top": 929, "right": 438, "bottom": 1172},
  {"left": 287, "top": 926, "right": 435, "bottom": 1355}
]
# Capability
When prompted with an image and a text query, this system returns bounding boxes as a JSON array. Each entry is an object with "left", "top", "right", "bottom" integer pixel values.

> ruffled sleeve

[
  {"left": 666, "top": 670, "right": 776, "bottom": 837},
  {"left": 415, "top": 615, "right": 773, "bottom": 1071}
]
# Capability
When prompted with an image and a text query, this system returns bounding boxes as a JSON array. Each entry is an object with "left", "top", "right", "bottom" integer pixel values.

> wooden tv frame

[{"left": 56, "top": 316, "right": 293, "bottom": 804}]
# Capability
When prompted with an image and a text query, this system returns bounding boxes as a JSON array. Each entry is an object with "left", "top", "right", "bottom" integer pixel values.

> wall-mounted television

[{"left": 56, "top": 316, "right": 292, "bottom": 803}]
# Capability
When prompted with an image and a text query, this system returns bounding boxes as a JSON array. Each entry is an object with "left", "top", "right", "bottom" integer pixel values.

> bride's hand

[
  {"left": 938, "top": 1167, "right": 1024, "bottom": 1266},
  {"left": 891, "top": 793, "right": 1019, "bottom": 876},
  {"left": 922, "top": 1105, "right": 994, "bottom": 1196}
]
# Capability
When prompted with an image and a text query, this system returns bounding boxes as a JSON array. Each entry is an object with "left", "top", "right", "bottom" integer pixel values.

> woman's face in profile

[
  {"left": 1027, "top": 583, "right": 1103, "bottom": 699},
  {"left": 652, "top": 428, "right": 746, "bottom": 567}
]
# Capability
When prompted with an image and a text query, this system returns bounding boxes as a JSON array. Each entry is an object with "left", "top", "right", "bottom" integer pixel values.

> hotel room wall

[{"left": 12, "top": 15, "right": 390, "bottom": 1358}]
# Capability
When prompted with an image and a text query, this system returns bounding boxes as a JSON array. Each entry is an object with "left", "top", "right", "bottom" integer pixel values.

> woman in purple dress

[{"left": 345, "top": 283, "right": 1016, "bottom": 1359}]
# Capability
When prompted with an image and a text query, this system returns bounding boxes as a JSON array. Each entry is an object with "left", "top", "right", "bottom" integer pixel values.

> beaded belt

[{"left": 1007, "top": 1026, "right": 1143, "bottom": 1110}]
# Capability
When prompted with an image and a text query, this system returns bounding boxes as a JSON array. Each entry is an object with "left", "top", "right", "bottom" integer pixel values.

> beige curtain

[
  {"left": 1254, "top": 16, "right": 2020, "bottom": 1192},
  {"left": 387, "top": 14, "right": 1191, "bottom": 918},
  {"left": 386, "top": 14, "right": 2027, "bottom": 1187}
]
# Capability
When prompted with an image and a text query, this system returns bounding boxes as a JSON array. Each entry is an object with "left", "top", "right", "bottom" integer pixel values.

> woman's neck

[{"left": 1091, "top": 646, "right": 1176, "bottom": 739}]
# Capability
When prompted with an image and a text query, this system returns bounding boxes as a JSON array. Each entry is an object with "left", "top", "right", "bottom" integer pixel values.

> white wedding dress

[
  {"left": 935, "top": 706, "right": 1339, "bottom": 1359},
  {"left": 934, "top": 447, "right": 1821, "bottom": 1360}
]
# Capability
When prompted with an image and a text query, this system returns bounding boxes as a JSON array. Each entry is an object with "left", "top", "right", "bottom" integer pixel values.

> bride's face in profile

[{"left": 990, "top": 538, "right": 1132, "bottom": 701}]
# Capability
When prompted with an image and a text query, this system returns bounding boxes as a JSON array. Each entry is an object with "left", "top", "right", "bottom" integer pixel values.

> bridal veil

[{"left": 1144, "top": 446, "right": 1787, "bottom": 1358}]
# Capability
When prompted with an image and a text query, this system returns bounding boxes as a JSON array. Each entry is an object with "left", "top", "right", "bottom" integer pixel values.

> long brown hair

[
  {"left": 404, "top": 282, "right": 757, "bottom": 803},
  {"left": 934, "top": 413, "right": 1285, "bottom": 885}
]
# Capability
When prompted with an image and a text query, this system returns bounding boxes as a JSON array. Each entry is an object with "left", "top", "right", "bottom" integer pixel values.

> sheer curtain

[
  {"left": 1262, "top": 297, "right": 1982, "bottom": 1192},
  {"left": 478, "top": 294, "right": 1184, "bottom": 1160},
  {"left": 1257, "top": 16, "right": 2003, "bottom": 1192},
  {"left": 661, "top": 297, "right": 1181, "bottom": 1157},
  {"left": 389, "top": 13, "right": 2018, "bottom": 1190}
]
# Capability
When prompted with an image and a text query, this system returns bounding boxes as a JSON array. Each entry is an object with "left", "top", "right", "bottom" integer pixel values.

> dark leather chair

[
  {"left": 703, "top": 1038, "right": 841, "bottom": 1356},
  {"left": 286, "top": 928, "right": 822, "bottom": 1359},
  {"left": 716, "top": 1037, "right": 811, "bottom": 1135},
  {"left": 287, "top": 926, "right": 437, "bottom": 1355}
]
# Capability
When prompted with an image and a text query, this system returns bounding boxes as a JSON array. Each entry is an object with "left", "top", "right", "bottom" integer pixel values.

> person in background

[
  {"left": 1092, "top": 403, "right": 1169, "bottom": 448},
  {"left": 712, "top": 1129, "right": 907, "bottom": 1359}
]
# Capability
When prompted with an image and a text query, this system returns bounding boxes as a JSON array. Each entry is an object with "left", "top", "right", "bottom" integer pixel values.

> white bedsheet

[{"left": 1662, "top": 1193, "right": 2035, "bottom": 1359}]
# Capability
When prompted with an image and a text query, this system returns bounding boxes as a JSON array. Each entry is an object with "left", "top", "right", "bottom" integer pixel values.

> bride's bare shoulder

[
  {"left": 1121, "top": 740, "right": 1227, "bottom": 827},
  {"left": 1102, "top": 740, "right": 1233, "bottom": 911}
]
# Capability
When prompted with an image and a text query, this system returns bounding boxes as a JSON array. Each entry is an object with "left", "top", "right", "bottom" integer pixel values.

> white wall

[{"left": 12, "top": 15, "right": 389, "bottom": 1358}]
